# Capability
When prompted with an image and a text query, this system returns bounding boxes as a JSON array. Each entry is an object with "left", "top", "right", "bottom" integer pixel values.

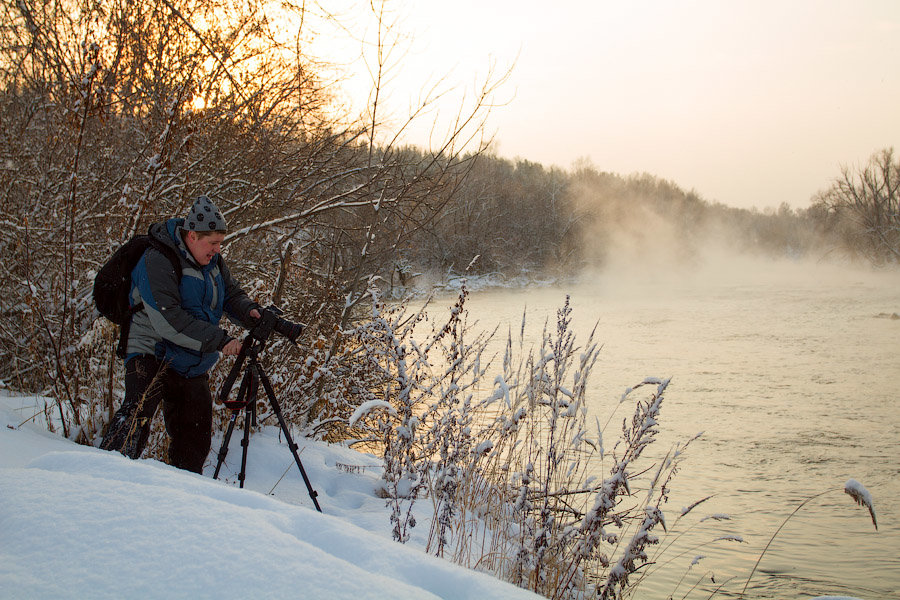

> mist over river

[{"left": 447, "top": 258, "right": 899, "bottom": 599}]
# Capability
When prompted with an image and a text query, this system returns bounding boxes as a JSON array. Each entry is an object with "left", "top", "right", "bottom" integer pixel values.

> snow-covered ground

[
  {"left": 0, "top": 393, "right": 542, "bottom": 600},
  {"left": 391, "top": 268, "right": 564, "bottom": 300}
]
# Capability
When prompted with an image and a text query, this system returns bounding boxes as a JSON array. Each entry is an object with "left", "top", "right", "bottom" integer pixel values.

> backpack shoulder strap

[{"left": 146, "top": 238, "right": 183, "bottom": 279}]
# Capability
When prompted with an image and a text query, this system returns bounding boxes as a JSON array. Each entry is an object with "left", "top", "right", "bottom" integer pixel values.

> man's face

[{"left": 185, "top": 231, "right": 225, "bottom": 266}]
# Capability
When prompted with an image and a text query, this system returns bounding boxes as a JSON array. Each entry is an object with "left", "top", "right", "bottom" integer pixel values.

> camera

[{"left": 249, "top": 306, "right": 303, "bottom": 344}]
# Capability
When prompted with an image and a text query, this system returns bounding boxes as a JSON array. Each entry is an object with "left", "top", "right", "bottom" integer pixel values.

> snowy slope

[{"left": 0, "top": 394, "right": 541, "bottom": 600}]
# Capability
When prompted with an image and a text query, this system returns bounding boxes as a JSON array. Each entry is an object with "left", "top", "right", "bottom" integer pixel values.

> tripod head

[
  {"left": 248, "top": 305, "right": 304, "bottom": 347},
  {"left": 219, "top": 306, "right": 304, "bottom": 409}
]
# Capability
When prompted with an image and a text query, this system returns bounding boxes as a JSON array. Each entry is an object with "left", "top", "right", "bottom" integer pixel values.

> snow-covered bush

[
  {"left": 0, "top": 0, "right": 494, "bottom": 452},
  {"left": 346, "top": 283, "right": 494, "bottom": 543}
]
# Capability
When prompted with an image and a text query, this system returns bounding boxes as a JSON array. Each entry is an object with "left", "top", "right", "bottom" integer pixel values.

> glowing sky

[{"left": 321, "top": 1, "right": 900, "bottom": 210}]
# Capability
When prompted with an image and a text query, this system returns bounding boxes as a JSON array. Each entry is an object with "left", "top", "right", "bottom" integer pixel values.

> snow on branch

[
  {"left": 348, "top": 400, "right": 397, "bottom": 429},
  {"left": 844, "top": 478, "right": 878, "bottom": 530}
]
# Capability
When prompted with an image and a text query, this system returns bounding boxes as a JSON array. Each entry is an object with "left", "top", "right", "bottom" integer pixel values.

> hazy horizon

[{"left": 314, "top": 0, "right": 900, "bottom": 213}]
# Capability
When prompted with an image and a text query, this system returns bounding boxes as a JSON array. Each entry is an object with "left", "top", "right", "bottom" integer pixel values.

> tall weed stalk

[{"left": 349, "top": 291, "right": 702, "bottom": 599}]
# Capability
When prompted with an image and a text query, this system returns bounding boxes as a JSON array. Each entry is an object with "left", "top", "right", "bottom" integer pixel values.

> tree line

[{"left": 403, "top": 147, "right": 898, "bottom": 287}]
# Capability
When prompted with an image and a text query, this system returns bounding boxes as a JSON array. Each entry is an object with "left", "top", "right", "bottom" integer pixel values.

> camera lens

[{"left": 274, "top": 315, "right": 303, "bottom": 342}]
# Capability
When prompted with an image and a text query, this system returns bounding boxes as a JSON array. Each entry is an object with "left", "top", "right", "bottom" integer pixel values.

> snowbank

[{"left": 0, "top": 394, "right": 540, "bottom": 600}]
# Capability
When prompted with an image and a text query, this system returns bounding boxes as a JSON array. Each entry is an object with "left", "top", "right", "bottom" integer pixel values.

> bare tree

[
  {"left": 813, "top": 148, "right": 900, "bottom": 265},
  {"left": 259, "top": 0, "right": 510, "bottom": 435},
  {"left": 0, "top": 0, "right": 508, "bottom": 444}
]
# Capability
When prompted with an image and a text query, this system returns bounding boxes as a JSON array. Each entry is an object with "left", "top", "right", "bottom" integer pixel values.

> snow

[
  {"left": 474, "top": 440, "right": 493, "bottom": 455},
  {"left": 0, "top": 394, "right": 541, "bottom": 600},
  {"left": 844, "top": 478, "right": 878, "bottom": 530},
  {"left": 844, "top": 478, "right": 874, "bottom": 510},
  {"left": 348, "top": 399, "right": 397, "bottom": 429}
]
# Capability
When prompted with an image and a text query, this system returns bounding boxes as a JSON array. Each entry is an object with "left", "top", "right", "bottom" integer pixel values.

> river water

[{"left": 449, "top": 259, "right": 899, "bottom": 599}]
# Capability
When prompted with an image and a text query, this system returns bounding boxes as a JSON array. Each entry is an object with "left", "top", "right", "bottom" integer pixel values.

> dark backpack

[{"left": 93, "top": 231, "right": 182, "bottom": 357}]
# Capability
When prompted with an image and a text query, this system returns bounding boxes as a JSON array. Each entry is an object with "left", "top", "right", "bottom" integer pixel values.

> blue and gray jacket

[{"left": 126, "top": 218, "right": 258, "bottom": 377}]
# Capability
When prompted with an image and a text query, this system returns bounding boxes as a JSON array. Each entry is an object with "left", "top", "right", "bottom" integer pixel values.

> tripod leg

[
  {"left": 218, "top": 344, "right": 248, "bottom": 404},
  {"left": 213, "top": 413, "right": 239, "bottom": 480},
  {"left": 214, "top": 367, "right": 252, "bottom": 481},
  {"left": 237, "top": 367, "right": 259, "bottom": 489},
  {"left": 238, "top": 403, "right": 252, "bottom": 488},
  {"left": 257, "top": 367, "right": 322, "bottom": 513}
]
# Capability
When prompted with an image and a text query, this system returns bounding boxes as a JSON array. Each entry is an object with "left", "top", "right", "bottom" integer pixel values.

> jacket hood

[{"left": 149, "top": 218, "right": 202, "bottom": 268}]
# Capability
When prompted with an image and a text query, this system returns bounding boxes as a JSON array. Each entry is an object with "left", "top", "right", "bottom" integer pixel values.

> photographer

[{"left": 101, "top": 196, "right": 262, "bottom": 473}]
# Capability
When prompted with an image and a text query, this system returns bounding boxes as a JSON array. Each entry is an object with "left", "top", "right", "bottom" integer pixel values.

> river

[{"left": 447, "top": 258, "right": 899, "bottom": 599}]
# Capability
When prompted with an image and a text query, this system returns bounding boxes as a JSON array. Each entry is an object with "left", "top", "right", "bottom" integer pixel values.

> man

[{"left": 101, "top": 195, "right": 261, "bottom": 473}]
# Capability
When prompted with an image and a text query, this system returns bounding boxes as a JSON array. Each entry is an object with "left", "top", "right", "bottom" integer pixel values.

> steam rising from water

[{"left": 571, "top": 188, "right": 894, "bottom": 297}]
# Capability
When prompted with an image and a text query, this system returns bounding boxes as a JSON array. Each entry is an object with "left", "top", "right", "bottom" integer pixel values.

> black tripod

[{"left": 212, "top": 315, "right": 322, "bottom": 513}]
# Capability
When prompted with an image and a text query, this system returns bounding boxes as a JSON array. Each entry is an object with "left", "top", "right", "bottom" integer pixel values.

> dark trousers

[{"left": 100, "top": 356, "right": 213, "bottom": 474}]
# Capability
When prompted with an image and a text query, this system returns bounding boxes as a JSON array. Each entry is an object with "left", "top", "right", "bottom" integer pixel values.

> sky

[
  {"left": 0, "top": 393, "right": 543, "bottom": 600},
  {"left": 319, "top": 0, "right": 900, "bottom": 211}
]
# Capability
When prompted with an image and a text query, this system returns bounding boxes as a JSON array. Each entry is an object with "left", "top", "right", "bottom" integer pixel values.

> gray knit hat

[{"left": 185, "top": 195, "right": 227, "bottom": 232}]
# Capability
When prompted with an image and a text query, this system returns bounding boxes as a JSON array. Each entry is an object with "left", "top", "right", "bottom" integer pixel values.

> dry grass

[{"left": 348, "top": 289, "right": 700, "bottom": 598}]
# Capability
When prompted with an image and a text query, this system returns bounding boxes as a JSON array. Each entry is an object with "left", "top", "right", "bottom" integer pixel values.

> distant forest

[{"left": 403, "top": 147, "right": 900, "bottom": 287}]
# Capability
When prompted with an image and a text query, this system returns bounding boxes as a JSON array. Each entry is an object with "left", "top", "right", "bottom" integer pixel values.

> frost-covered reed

[
  {"left": 739, "top": 480, "right": 880, "bottom": 599},
  {"left": 348, "top": 287, "right": 707, "bottom": 598}
]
